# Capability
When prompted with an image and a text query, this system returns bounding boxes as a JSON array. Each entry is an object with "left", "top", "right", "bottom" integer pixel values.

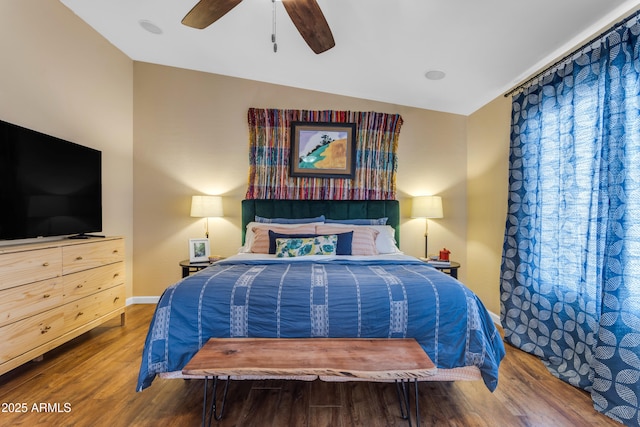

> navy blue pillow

[
  {"left": 326, "top": 217, "right": 388, "bottom": 225},
  {"left": 255, "top": 215, "right": 325, "bottom": 224},
  {"left": 268, "top": 230, "right": 353, "bottom": 255}
]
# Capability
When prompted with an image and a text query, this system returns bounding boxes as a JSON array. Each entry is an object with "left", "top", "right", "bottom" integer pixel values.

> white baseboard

[
  {"left": 126, "top": 296, "right": 160, "bottom": 305},
  {"left": 489, "top": 310, "right": 501, "bottom": 326}
]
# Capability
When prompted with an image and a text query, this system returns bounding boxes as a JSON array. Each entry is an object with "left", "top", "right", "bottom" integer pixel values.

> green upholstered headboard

[{"left": 241, "top": 199, "right": 400, "bottom": 245}]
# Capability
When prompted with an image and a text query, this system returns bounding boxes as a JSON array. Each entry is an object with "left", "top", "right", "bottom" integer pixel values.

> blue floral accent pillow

[
  {"left": 268, "top": 230, "right": 353, "bottom": 255},
  {"left": 275, "top": 235, "right": 337, "bottom": 257}
]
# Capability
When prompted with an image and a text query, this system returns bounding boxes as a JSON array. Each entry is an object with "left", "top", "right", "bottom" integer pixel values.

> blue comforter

[{"left": 136, "top": 255, "right": 505, "bottom": 391}]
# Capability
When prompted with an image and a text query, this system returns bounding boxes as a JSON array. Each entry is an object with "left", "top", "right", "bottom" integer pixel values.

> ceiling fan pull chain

[{"left": 272, "top": 0, "right": 278, "bottom": 52}]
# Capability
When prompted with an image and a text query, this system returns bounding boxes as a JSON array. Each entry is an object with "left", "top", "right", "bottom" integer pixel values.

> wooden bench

[{"left": 182, "top": 338, "right": 436, "bottom": 426}]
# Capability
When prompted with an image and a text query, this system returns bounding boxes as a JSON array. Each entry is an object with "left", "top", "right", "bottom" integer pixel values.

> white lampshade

[
  {"left": 411, "top": 196, "right": 443, "bottom": 219},
  {"left": 190, "top": 195, "right": 223, "bottom": 218}
]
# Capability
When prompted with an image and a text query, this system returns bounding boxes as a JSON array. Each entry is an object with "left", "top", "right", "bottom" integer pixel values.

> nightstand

[
  {"left": 420, "top": 259, "right": 461, "bottom": 279},
  {"left": 179, "top": 258, "right": 225, "bottom": 278}
]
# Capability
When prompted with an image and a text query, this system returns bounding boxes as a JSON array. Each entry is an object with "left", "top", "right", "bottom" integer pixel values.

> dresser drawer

[
  {"left": 0, "top": 309, "right": 65, "bottom": 363},
  {"left": 62, "top": 239, "right": 124, "bottom": 275},
  {"left": 63, "top": 263, "right": 125, "bottom": 302},
  {"left": 64, "top": 285, "right": 125, "bottom": 333},
  {"left": 0, "top": 248, "right": 62, "bottom": 291},
  {"left": 0, "top": 278, "right": 64, "bottom": 328}
]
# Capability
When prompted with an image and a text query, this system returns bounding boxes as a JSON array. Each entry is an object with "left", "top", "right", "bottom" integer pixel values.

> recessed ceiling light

[
  {"left": 139, "top": 20, "right": 163, "bottom": 35},
  {"left": 425, "top": 70, "right": 446, "bottom": 81}
]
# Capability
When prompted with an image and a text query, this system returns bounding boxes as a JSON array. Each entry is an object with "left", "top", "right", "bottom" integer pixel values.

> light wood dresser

[{"left": 0, "top": 236, "right": 125, "bottom": 376}]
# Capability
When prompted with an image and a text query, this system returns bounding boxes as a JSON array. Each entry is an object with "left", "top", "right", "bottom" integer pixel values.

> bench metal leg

[
  {"left": 395, "top": 380, "right": 410, "bottom": 422},
  {"left": 413, "top": 379, "right": 420, "bottom": 426},
  {"left": 395, "top": 379, "right": 420, "bottom": 426},
  {"left": 201, "top": 376, "right": 230, "bottom": 427}
]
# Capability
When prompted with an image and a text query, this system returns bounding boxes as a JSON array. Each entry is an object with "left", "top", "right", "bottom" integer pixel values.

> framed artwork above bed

[{"left": 289, "top": 121, "right": 357, "bottom": 179}]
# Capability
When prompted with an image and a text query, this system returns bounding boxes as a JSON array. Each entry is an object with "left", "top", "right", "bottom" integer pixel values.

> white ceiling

[{"left": 60, "top": 0, "right": 640, "bottom": 116}]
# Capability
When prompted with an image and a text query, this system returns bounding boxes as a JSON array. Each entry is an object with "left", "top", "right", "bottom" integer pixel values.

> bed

[{"left": 136, "top": 199, "right": 505, "bottom": 392}]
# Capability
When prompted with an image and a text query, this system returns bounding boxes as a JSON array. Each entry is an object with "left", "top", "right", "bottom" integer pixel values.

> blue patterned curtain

[{"left": 501, "top": 16, "right": 640, "bottom": 426}]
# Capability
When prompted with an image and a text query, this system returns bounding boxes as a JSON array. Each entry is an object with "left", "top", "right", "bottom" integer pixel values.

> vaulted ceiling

[{"left": 60, "top": 0, "right": 640, "bottom": 115}]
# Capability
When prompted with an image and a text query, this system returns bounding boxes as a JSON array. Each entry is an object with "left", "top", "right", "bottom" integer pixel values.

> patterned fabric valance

[{"left": 245, "top": 108, "right": 403, "bottom": 200}]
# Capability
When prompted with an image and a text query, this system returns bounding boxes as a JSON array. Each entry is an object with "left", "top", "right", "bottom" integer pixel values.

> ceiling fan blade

[
  {"left": 281, "top": 0, "right": 335, "bottom": 54},
  {"left": 182, "top": 0, "right": 243, "bottom": 29}
]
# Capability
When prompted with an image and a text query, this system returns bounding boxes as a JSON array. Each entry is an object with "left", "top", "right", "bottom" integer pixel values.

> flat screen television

[{"left": 0, "top": 119, "right": 102, "bottom": 241}]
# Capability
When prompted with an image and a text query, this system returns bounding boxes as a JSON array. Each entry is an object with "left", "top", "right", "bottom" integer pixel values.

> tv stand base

[{"left": 68, "top": 234, "right": 105, "bottom": 239}]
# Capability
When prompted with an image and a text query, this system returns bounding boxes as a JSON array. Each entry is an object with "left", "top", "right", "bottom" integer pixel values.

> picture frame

[
  {"left": 189, "top": 238, "right": 210, "bottom": 262},
  {"left": 289, "top": 121, "right": 357, "bottom": 178}
]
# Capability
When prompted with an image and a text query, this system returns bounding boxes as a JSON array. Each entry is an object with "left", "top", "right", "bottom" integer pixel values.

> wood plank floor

[{"left": 0, "top": 304, "right": 621, "bottom": 427}]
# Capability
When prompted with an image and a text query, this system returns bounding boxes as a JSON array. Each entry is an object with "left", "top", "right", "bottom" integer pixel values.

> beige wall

[
  {"left": 0, "top": 1, "right": 134, "bottom": 296},
  {"left": 467, "top": 97, "right": 511, "bottom": 314},
  {"left": 132, "top": 62, "right": 470, "bottom": 297},
  {"left": 1, "top": 1, "right": 512, "bottom": 315}
]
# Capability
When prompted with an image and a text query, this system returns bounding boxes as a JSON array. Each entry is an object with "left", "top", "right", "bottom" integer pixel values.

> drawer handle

[
  {"left": 43, "top": 294, "right": 51, "bottom": 299},
  {"left": 113, "top": 273, "right": 120, "bottom": 278},
  {"left": 76, "top": 312, "right": 84, "bottom": 318},
  {"left": 112, "top": 250, "right": 119, "bottom": 254},
  {"left": 76, "top": 284, "right": 84, "bottom": 289},
  {"left": 42, "top": 262, "right": 50, "bottom": 267},
  {"left": 75, "top": 256, "right": 83, "bottom": 261},
  {"left": 41, "top": 325, "right": 51, "bottom": 334},
  {"left": 114, "top": 297, "right": 120, "bottom": 303}
]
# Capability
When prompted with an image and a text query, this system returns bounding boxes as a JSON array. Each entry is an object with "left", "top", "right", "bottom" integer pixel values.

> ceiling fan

[{"left": 182, "top": 0, "right": 335, "bottom": 54}]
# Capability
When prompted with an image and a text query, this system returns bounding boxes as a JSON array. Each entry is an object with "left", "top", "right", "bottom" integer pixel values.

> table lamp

[
  {"left": 190, "top": 195, "right": 224, "bottom": 238},
  {"left": 411, "top": 196, "right": 443, "bottom": 258}
]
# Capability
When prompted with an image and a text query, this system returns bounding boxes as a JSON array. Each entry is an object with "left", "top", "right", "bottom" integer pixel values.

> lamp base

[{"left": 424, "top": 234, "right": 428, "bottom": 258}]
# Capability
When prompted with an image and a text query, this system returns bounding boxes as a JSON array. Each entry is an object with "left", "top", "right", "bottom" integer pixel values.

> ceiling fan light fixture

[
  {"left": 181, "top": 0, "right": 334, "bottom": 54},
  {"left": 425, "top": 70, "right": 446, "bottom": 81},
  {"left": 139, "top": 19, "right": 163, "bottom": 35}
]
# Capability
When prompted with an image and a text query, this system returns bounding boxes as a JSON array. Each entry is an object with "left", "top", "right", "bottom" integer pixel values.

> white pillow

[{"left": 371, "top": 225, "right": 402, "bottom": 254}]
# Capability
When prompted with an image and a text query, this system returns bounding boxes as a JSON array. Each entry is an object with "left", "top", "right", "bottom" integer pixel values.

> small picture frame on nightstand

[{"left": 189, "top": 238, "right": 210, "bottom": 262}]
